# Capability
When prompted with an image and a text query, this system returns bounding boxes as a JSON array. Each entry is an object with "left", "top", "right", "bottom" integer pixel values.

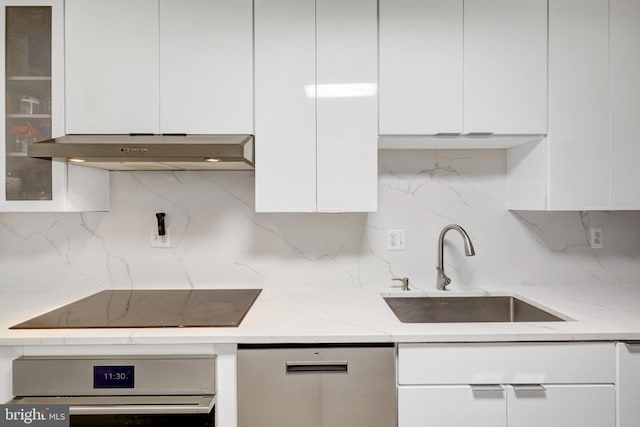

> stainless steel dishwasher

[{"left": 237, "top": 344, "right": 396, "bottom": 427}]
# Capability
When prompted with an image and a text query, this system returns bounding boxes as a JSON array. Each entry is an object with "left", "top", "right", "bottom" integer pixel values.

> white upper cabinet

[
  {"left": 65, "top": 0, "right": 252, "bottom": 135},
  {"left": 508, "top": 0, "right": 640, "bottom": 211},
  {"left": 255, "top": 0, "right": 377, "bottom": 213},
  {"left": 316, "top": 0, "right": 377, "bottom": 212},
  {"left": 610, "top": 0, "right": 640, "bottom": 210},
  {"left": 159, "top": 0, "right": 253, "bottom": 134},
  {"left": 548, "top": 0, "right": 609, "bottom": 210},
  {"left": 254, "top": 0, "right": 316, "bottom": 213},
  {"left": 379, "top": 0, "right": 547, "bottom": 137},
  {"left": 379, "top": 0, "right": 463, "bottom": 135},
  {"left": 464, "top": 0, "right": 547, "bottom": 134},
  {"left": 1, "top": 0, "right": 108, "bottom": 212},
  {"left": 65, "top": 0, "right": 160, "bottom": 134}
]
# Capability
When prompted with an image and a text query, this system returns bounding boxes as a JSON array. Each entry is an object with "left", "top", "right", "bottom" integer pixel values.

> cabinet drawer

[{"left": 398, "top": 342, "right": 614, "bottom": 385}]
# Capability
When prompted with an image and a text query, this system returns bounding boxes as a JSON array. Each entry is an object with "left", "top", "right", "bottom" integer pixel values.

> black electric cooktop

[{"left": 10, "top": 289, "right": 262, "bottom": 329}]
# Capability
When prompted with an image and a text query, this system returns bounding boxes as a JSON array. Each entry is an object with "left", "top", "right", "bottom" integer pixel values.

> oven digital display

[{"left": 93, "top": 365, "right": 135, "bottom": 389}]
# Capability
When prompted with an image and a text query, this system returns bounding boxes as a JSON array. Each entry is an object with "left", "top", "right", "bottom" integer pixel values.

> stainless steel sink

[{"left": 383, "top": 296, "right": 565, "bottom": 323}]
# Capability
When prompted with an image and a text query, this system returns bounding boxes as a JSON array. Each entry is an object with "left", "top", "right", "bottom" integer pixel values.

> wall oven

[{"left": 7, "top": 355, "right": 216, "bottom": 427}]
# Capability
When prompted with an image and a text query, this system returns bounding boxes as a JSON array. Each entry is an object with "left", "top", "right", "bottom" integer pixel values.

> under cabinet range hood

[{"left": 27, "top": 134, "right": 255, "bottom": 171}]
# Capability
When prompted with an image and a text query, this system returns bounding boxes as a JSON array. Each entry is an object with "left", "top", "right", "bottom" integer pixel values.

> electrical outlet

[
  {"left": 150, "top": 226, "right": 171, "bottom": 248},
  {"left": 387, "top": 229, "right": 406, "bottom": 251},
  {"left": 589, "top": 227, "right": 603, "bottom": 249}
]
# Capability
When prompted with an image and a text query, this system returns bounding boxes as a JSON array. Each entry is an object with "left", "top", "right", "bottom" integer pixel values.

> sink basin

[{"left": 383, "top": 296, "right": 565, "bottom": 323}]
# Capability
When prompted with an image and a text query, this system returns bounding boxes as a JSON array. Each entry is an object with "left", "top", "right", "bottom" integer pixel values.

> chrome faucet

[{"left": 436, "top": 224, "right": 475, "bottom": 290}]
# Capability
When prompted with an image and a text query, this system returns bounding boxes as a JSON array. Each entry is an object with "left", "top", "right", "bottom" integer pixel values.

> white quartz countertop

[{"left": 1, "top": 284, "right": 640, "bottom": 346}]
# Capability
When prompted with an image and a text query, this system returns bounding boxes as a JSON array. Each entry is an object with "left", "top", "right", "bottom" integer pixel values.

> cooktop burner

[{"left": 10, "top": 289, "right": 262, "bottom": 329}]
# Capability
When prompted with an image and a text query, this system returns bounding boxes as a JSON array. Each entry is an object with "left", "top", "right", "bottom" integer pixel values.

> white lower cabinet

[
  {"left": 507, "top": 385, "right": 614, "bottom": 427},
  {"left": 397, "top": 343, "right": 616, "bottom": 427},
  {"left": 399, "top": 385, "right": 614, "bottom": 427},
  {"left": 399, "top": 386, "right": 505, "bottom": 427},
  {"left": 616, "top": 342, "right": 640, "bottom": 427}
]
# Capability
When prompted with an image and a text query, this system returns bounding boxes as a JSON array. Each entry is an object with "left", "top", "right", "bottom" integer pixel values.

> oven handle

[
  {"left": 10, "top": 396, "right": 215, "bottom": 415},
  {"left": 69, "top": 399, "right": 215, "bottom": 415}
]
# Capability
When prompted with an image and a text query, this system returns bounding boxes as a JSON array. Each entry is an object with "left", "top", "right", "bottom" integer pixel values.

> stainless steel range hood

[{"left": 27, "top": 134, "right": 254, "bottom": 171}]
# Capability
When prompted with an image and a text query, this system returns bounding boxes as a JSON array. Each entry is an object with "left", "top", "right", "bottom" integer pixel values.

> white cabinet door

[
  {"left": 547, "top": 0, "right": 609, "bottom": 210},
  {"left": 65, "top": 0, "right": 160, "bottom": 134},
  {"left": 379, "top": 0, "right": 463, "bottom": 135},
  {"left": 159, "top": 0, "right": 253, "bottom": 135},
  {"left": 255, "top": 0, "right": 377, "bottom": 213},
  {"left": 398, "top": 385, "right": 506, "bottom": 427},
  {"left": 316, "top": 0, "right": 377, "bottom": 212},
  {"left": 254, "top": 0, "right": 316, "bottom": 212},
  {"left": 507, "top": 385, "right": 615, "bottom": 427},
  {"left": 0, "top": 0, "right": 109, "bottom": 212},
  {"left": 379, "top": 0, "right": 546, "bottom": 137},
  {"left": 464, "top": 0, "right": 547, "bottom": 134},
  {"left": 616, "top": 343, "right": 640, "bottom": 427},
  {"left": 610, "top": 0, "right": 640, "bottom": 209}
]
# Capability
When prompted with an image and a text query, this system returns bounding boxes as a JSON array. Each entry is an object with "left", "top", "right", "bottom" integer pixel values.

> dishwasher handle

[{"left": 286, "top": 361, "right": 348, "bottom": 374}]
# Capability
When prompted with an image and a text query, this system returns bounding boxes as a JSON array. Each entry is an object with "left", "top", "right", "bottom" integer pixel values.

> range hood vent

[{"left": 27, "top": 134, "right": 254, "bottom": 171}]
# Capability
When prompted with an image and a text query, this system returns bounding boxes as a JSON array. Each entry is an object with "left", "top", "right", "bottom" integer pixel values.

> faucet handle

[
  {"left": 435, "top": 267, "right": 451, "bottom": 291},
  {"left": 392, "top": 277, "right": 410, "bottom": 291}
]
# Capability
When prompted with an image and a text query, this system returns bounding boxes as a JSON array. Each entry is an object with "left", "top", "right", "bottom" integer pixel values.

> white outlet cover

[
  {"left": 150, "top": 226, "right": 171, "bottom": 248},
  {"left": 589, "top": 227, "right": 603, "bottom": 249}
]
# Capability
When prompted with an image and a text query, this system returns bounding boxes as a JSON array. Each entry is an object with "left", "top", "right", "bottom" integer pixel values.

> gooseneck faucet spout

[{"left": 436, "top": 224, "right": 475, "bottom": 290}]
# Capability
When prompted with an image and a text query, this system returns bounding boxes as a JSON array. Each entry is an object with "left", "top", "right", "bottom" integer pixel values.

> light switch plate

[{"left": 387, "top": 229, "right": 406, "bottom": 251}]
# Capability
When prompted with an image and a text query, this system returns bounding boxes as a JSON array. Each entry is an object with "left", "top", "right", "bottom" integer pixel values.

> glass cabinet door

[{"left": 4, "top": 5, "right": 53, "bottom": 201}]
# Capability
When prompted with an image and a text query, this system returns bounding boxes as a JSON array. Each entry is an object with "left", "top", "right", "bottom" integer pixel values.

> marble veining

[{"left": 0, "top": 150, "right": 639, "bottom": 297}]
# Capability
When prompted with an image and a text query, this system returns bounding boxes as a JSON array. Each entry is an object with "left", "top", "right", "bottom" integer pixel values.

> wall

[{"left": 1, "top": 150, "right": 640, "bottom": 295}]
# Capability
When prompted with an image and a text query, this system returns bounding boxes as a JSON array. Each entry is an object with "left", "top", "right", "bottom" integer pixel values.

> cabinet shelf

[
  {"left": 7, "top": 114, "right": 51, "bottom": 119},
  {"left": 7, "top": 76, "right": 52, "bottom": 81},
  {"left": 5, "top": 152, "right": 28, "bottom": 157}
]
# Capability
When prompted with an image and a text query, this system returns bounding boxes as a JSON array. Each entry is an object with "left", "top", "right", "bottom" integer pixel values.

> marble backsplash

[{"left": 2, "top": 150, "right": 640, "bottom": 295}]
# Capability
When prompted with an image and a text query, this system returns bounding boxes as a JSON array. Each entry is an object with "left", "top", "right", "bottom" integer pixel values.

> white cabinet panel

[
  {"left": 464, "top": 0, "right": 547, "bottom": 134},
  {"left": 399, "top": 386, "right": 506, "bottom": 427},
  {"left": 398, "top": 342, "right": 614, "bottom": 385},
  {"left": 379, "top": 0, "right": 546, "bottom": 139},
  {"left": 255, "top": 0, "right": 377, "bottom": 213},
  {"left": 379, "top": 0, "right": 463, "bottom": 135},
  {"left": 316, "top": 0, "right": 377, "bottom": 212},
  {"left": 610, "top": 0, "right": 640, "bottom": 209},
  {"left": 254, "top": 0, "right": 316, "bottom": 212},
  {"left": 548, "top": 0, "right": 609, "bottom": 210},
  {"left": 398, "top": 343, "right": 616, "bottom": 427},
  {"left": 507, "top": 385, "right": 615, "bottom": 427},
  {"left": 65, "top": 0, "right": 160, "bottom": 134},
  {"left": 616, "top": 343, "right": 640, "bottom": 427},
  {"left": 160, "top": 0, "right": 253, "bottom": 134},
  {"left": 506, "top": 139, "right": 548, "bottom": 210}
]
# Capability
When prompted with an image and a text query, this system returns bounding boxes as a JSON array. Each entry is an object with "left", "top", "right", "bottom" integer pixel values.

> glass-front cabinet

[
  {"left": 0, "top": 0, "right": 108, "bottom": 212},
  {"left": 5, "top": 5, "right": 53, "bottom": 202}
]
